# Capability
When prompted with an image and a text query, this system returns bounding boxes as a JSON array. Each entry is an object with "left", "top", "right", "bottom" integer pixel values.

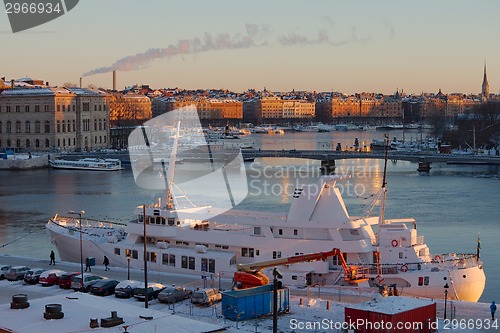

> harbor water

[{"left": 0, "top": 130, "right": 499, "bottom": 303}]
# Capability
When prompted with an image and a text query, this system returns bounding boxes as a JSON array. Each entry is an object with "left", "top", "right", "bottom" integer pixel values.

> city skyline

[{"left": 2, "top": 0, "right": 499, "bottom": 94}]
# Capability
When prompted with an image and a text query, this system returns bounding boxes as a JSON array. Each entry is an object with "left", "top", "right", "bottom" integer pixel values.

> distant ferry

[{"left": 49, "top": 158, "right": 123, "bottom": 171}]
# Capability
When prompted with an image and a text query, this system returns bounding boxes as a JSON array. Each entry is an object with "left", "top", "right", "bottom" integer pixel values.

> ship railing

[
  {"left": 415, "top": 235, "right": 425, "bottom": 245},
  {"left": 431, "top": 253, "right": 479, "bottom": 268}
]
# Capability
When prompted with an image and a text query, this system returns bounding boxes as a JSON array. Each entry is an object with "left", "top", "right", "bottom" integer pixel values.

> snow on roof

[
  {"left": 1, "top": 88, "right": 54, "bottom": 96},
  {"left": 0, "top": 292, "right": 224, "bottom": 333},
  {"left": 346, "top": 296, "right": 435, "bottom": 315}
]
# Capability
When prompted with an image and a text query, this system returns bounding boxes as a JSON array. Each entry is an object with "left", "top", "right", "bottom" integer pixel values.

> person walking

[
  {"left": 103, "top": 255, "right": 110, "bottom": 271},
  {"left": 85, "top": 257, "right": 91, "bottom": 272},
  {"left": 49, "top": 250, "right": 56, "bottom": 265},
  {"left": 491, "top": 301, "right": 497, "bottom": 321}
]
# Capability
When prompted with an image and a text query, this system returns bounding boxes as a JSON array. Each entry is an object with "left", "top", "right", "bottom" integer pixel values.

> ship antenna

[
  {"left": 163, "top": 121, "right": 181, "bottom": 209},
  {"left": 376, "top": 134, "right": 389, "bottom": 244}
]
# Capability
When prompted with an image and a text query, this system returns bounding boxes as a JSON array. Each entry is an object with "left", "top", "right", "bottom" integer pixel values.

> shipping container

[
  {"left": 345, "top": 296, "right": 436, "bottom": 333},
  {"left": 222, "top": 284, "right": 289, "bottom": 321}
]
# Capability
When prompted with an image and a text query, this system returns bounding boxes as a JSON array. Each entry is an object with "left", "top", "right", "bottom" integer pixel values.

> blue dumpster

[{"left": 222, "top": 284, "right": 289, "bottom": 321}]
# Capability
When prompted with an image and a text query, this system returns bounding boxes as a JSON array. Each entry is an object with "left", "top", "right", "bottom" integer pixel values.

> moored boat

[{"left": 49, "top": 158, "right": 123, "bottom": 171}]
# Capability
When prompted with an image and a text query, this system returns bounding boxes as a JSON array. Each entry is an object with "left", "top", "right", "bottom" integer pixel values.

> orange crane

[{"left": 234, "top": 248, "right": 369, "bottom": 289}]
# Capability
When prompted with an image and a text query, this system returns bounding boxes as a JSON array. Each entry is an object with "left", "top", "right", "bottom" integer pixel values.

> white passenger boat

[
  {"left": 46, "top": 126, "right": 486, "bottom": 302},
  {"left": 49, "top": 158, "right": 123, "bottom": 171}
]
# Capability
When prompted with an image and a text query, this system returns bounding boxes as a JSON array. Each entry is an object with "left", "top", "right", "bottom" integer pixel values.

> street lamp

[
  {"left": 127, "top": 252, "right": 131, "bottom": 280},
  {"left": 444, "top": 283, "right": 450, "bottom": 320},
  {"left": 68, "top": 210, "right": 85, "bottom": 291}
]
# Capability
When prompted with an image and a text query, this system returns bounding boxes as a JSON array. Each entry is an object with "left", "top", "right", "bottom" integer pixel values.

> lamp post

[
  {"left": 127, "top": 253, "right": 131, "bottom": 280},
  {"left": 444, "top": 283, "right": 449, "bottom": 320},
  {"left": 68, "top": 210, "right": 85, "bottom": 291}
]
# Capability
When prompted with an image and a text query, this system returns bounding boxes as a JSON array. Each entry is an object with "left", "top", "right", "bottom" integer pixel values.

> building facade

[{"left": 0, "top": 87, "right": 110, "bottom": 152}]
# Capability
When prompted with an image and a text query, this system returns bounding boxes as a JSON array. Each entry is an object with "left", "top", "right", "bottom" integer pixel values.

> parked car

[
  {"left": 39, "top": 269, "right": 66, "bottom": 286},
  {"left": 114, "top": 280, "right": 143, "bottom": 299},
  {"left": 191, "top": 288, "right": 222, "bottom": 306},
  {"left": 158, "top": 287, "right": 193, "bottom": 304},
  {"left": 23, "top": 268, "right": 46, "bottom": 284},
  {"left": 133, "top": 283, "right": 165, "bottom": 301},
  {"left": 58, "top": 272, "right": 80, "bottom": 289},
  {"left": 0, "top": 264, "right": 11, "bottom": 280},
  {"left": 90, "top": 279, "right": 120, "bottom": 296},
  {"left": 71, "top": 273, "right": 102, "bottom": 292},
  {"left": 6, "top": 266, "right": 30, "bottom": 281}
]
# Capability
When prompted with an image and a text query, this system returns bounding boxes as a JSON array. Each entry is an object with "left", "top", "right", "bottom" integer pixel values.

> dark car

[
  {"left": 114, "top": 280, "right": 143, "bottom": 298},
  {"left": 58, "top": 272, "right": 80, "bottom": 289},
  {"left": 89, "top": 279, "right": 120, "bottom": 296},
  {"left": 23, "top": 268, "right": 46, "bottom": 284},
  {"left": 158, "top": 287, "right": 192, "bottom": 304},
  {"left": 133, "top": 283, "right": 165, "bottom": 301}
]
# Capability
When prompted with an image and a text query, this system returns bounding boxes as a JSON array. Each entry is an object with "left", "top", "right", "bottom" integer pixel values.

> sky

[{"left": 2, "top": 0, "right": 500, "bottom": 94}]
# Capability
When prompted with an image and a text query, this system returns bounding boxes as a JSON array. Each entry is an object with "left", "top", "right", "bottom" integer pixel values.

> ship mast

[
  {"left": 162, "top": 121, "right": 181, "bottom": 210},
  {"left": 376, "top": 133, "right": 389, "bottom": 244}
]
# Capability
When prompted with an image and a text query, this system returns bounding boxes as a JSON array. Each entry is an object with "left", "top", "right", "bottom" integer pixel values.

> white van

[{"left": 191, "top": 288, "right": 222, "bottom": 306}]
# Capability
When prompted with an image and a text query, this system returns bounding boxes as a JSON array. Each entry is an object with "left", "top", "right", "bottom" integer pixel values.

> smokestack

[
  {"left": 112, "top": 70, "right": 116, "bottom": 91},
  {"left": 80, "top": 77, "right": 82, "bottom": 88},
  {"left": 11, "top": 79, "right": 14, "bottom": 89}
]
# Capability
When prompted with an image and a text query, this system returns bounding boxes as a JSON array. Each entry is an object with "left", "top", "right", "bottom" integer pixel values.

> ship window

[
  {"left": 168, "top": 218, "right": 175, "bottom": 226},
  {"left": 399, "top": 252, "right": 403, "bottom": 259},
  {"left": 114, "top": 248, "right": 120, "bottom": 255},
  {"left": 270, "top": 227, "right": 273, "bottom": 233},
  {"left": 201, "top": 258, "right": 208, "bottom": 272},
  {"left": 418, "top": 277, "right": 423, "bottom": 286},
  {"left": 294, "top": 229, "right": 298, "bottom": 236},
  {"left": 209, "top": 259, "right": 215, "bottom": 273},
  {"left": 256, "top": 250, "right": 260, "bottom": 256},
  {"left": 230, "top": 256, "right": 236, "bottom": 265},
  {"left": 132, "top": 250, "right": 138, "bottom": 259},
  {"left": 273, "top": 251, "right": 282, "bottom": 259},
  {"left": 189, "top": 256, "right": 195, "bottom": 270},
  {"left": 241, "top": 248, "right": 248, "bottom": 257},
  {"left": 249, "top": 248, "right": 254, "bottom": 258},
  {"left": 215, "top": 245, "right": 222, "bottom": 249},
  {"left": 292, "top": 275, "right": 298, "bottom": 280},
  {"left": 162, "top": 253, "right": 169, "bottom": 265},
  {"left": 181, "top": 256, "right": 188, "bottom": 269},
  {"left": 350, "top": 229, "right": 359, "bottom": 235},
  {"left": 222, "top": 246, "right": 229, "bottom": 250},
  {"left": 254, "top": 227, "right": 261, "bottom": 235},
  {"left": 126, "top": 249, "right": 131, "bottom": 257},
  {"left": 138, "top": 215, "right": 143, "bottom": 223},
  {"left": 169, "top": 254, "right": 175, "bottom": 266},
  {"left": 278, "top": 229, "right": 283, "bottom": 235},
  {"left": 424, "top": 276, "right": 429, "bottom": 286}
]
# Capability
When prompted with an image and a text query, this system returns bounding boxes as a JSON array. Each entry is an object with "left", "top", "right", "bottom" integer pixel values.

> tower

[{"left": 482, "top": 62, "right": 489, "bottom": 100}]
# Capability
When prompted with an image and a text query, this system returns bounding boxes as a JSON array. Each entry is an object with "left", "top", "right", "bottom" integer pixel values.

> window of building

[
  {"left": 62, "top": 105, "right": 65, "bottom": 112},
  {"left": 16, "top": 121, "right": 21, "bottom": 133},
  {"left": 44, "top": 121, "right": 50, "bottom": 133},
  {"left": 35, "top": 121, "right": 40, "bottom": 133},
  {"left": 25, "top": 121, "right": 30, "bottom": 133},
  {"left": 72, "top": 120, "right": 75, "bottom": 132},
  {"left": 44, "top": 105, "right": 49, "bottom": 112},
  {"left": 15, "top": 105, "right": 20, "bottom": 112},
  {"left": 148, "top": 251, "right": 156, "bottom": 263},
  {"left": 83, "top": 102, "right": 89, "bottom": 111},
  {"left": 57, "top": 105, "right": 60, "bottom": 112},
  {"left": 208, "top": 259, "right": 215, "bottom": 273},
  {"left": 25, "top": 139, "right": 30, "bottom": 148},
  {"left": 94, "top": 119, "right": 97, "bottom": 131},
  {"left": 56, "top": 121, "right": 60, "bottom": 133},
  {"left": 254, "top": 227, "right": 261, "bottom": 235},
  {"left": 16, "top": 139, "right": 20, "bottom": 148},
  {"left": 278, "top": 229, "right": 283, "bottom": 235},
  {"left": 294, "top": 229, "right": 298, "bottom": 236},
  {"left": 35, "top": 139, "right": 39, "bottom": 148},
  {"left": 162, "top": 253, "right": 169, "bottom": 265},
  {"left": 6, "top": 106, "right": 10, "bottom": 112},
  {"left": 201, "top": 258, "right": 208, "bottom": 272},
  {"left": 67, "top": 122, "right": 71, "bottom": 132},
  {"left": 188, "top": 256, "right": 195, "bottom": 270},
  {"left": 132, "top": 250, "right": 138, "bottom": 259},
  {"left": 181, "top": 256, "right": 188, "bottom": 269},
  {"left": 6, "top": 121, "right": 11, "bottom": 133},
  {"left": 62, "top": 120, "right": 65, "bottom": 132},
  {"left": 0, "top": 121, "right": 2, "bottom": 133},
  {"left": 45, "top": 139, "right": 49, "bottom": 147},
  {"left": 94, "top": 104, "right": 97, "bottom": 111},
  {"left": 114, "top": 248, "right": 120, "bottom": 255},
  {"left": 169, "top": 254, "right": 175, "bottom": 266},
  {"left": 7, "top": 139, "right": 11, "bottom": 147},
  {"left": 35, "top": 105, "right": 40, "bottom": 112}
]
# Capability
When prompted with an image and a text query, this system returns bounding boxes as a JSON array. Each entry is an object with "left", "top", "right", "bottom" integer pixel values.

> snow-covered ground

[{"left": 0, "top": 278, "right": 497, "bottom": 332}]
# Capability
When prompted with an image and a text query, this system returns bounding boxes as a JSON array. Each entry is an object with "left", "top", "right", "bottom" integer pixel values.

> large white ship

[{"left": 46, "top": 122, "right": 486, "bottom": 302}]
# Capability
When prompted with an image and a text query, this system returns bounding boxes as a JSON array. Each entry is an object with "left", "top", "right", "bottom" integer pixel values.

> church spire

[{"left": 482, "top": 61, "right": 489, "bottom": 100}]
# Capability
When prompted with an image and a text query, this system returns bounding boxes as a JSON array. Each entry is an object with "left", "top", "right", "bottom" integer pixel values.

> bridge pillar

[
  {"left": 320, "top": 159, "right": 336, "bottom": 174},
  {"left": 417, "top": 160, "right": 431, "bottom": 172}
]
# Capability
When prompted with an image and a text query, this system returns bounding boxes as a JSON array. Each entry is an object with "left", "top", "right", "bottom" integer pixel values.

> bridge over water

[{"left": 241, "top": 149, "right": 500, "bottom": 172}]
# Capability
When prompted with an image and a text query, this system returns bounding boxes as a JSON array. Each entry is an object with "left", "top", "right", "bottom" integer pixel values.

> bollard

[
  {"left": 89, "top": 318, "right": 99, "bottom": 328},
  {"left": 326, "top": 300, "right": 330, "bottom": 310},
  {"left": 11, "top": 294, "right": 30, "bottom": 309},
  {"left": 299, "top": 298, "right": 303, "bottom": 306}
]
